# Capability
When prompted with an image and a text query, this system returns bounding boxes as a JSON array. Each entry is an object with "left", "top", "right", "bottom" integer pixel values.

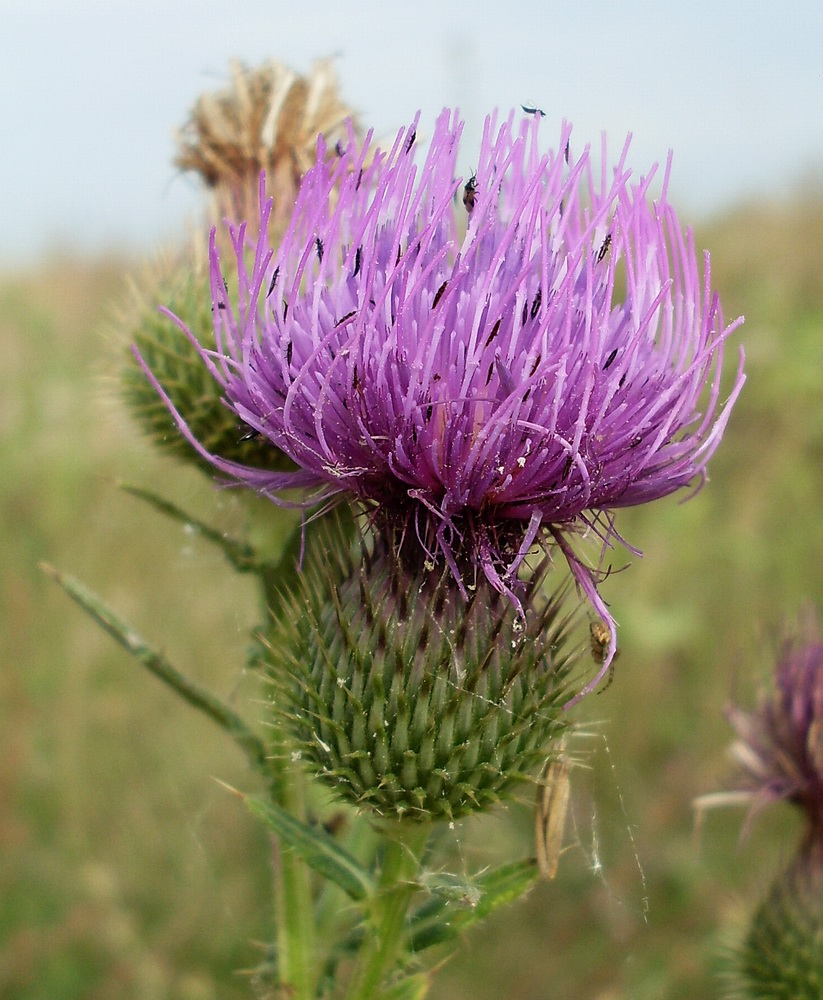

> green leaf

[
  {"left": 117, "top": 481, "right": 264, "bottom": 573},
  {"left": 380, "top": 972, "right": 432, "bottom": 1000},
  {"left": 41, "top": 563, "right": 270, "bottom": 779},
  {"left": 244, "top": 794, "right": 375, "bottom": 902},
  {"left": 407, "top": 858, "right": 540, "bottom": 953}
]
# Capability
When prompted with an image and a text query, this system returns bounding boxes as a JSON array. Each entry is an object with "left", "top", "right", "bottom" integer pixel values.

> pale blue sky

[{"left": 4, "top": 0, "right": 822, "bottom": 265}]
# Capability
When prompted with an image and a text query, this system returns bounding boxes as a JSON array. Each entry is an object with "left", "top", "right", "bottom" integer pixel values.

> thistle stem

[
  {"left": 345, "top": 823, "right": 430, "bottom": 1000},
  {"left": 256, "top": 527, "right": 317, "bottom": 999},
  {"left": 267, "top": 745, "right": 316, "bottom": 1000},
  {"left": 43, "top": 560, "right": 318, "bottom": 995}
]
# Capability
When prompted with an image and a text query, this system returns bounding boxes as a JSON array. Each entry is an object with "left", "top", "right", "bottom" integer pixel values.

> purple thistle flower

[
  {"left": 726, "top": 612, "right": 823, "bottom": 836},
  {"left": 139, "top": 108, "right": 744, "bottom": 702}
]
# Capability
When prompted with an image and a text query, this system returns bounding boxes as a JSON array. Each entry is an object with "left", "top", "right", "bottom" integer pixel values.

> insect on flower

[
  {"left": 462, "top": 172, "right": 478, "bottom": 214},
  {"left": 137, "top": 108, "right": 745, "bottom": 706},
  {"left": 535, "top": 748, "right": 571, "bottom": 879},
  {"left": 590, "top": 619, "right": 620, "bottom": 692},
  {"left": 589, "top": 619, "right": 611, "bottom": 662}
]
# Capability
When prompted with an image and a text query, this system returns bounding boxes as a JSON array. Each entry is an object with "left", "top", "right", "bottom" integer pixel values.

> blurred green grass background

[{"left": 3, "top": 188, "right": 822, "bottom": 999}]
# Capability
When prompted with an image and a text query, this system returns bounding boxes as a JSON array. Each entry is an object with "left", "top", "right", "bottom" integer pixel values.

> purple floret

[{"left": 139, "top": 108, "right": 744, "bottom": 701}]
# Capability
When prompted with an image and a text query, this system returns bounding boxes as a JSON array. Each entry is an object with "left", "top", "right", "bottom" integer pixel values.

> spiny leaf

[
  {"left": 244, "top": 793, "right": 375, "bottom": 902},
  {"left": 40, "top": 563, "right": 270, "bottom": 778}
]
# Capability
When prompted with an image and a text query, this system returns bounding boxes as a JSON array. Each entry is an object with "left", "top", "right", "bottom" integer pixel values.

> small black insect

[
  {"left": 597, "top": 233, "right": 612, "bottom": 263},
  {"left": 462, "top": 174, "right": 477, "bottom": 214},
  {"left": 432, "top": 280, "right": 449, "bottom": 308},
  {"left": 603, "top": 348, "right": 618, "bottom": 370},
  {"left": 353, "top": 364, "right": 365, "bottom": 399},
  {"left": 266, "top": 267, "right": 280, "bottom": 298},
  {"left": 238, "top": 425, "right": 261, "bottom": 443},
  {"left": 521, "top": 103, "right": 546, "bottom": 117},
  {"left": 353, "top": 246, "right": 362, "bottom": 278},
  {"left": 404, "top": 128, "right": 416, "bottom": 154},
  {"left": 211, "top": 273, "right": 229, "bottom": 312},
  {"left": 335, "top": 310, "right": 357, "bottom": 328},
  {"left": 315, "top": 236, "right": 324, "bottom": 262}
]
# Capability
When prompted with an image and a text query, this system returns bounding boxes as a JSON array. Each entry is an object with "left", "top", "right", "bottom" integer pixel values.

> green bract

[
  {"left": 264, "top": 520, "right": 577, "bottom": 821},
  {"left": 737, "top": 843, "right": 823, "bottom": 999}
]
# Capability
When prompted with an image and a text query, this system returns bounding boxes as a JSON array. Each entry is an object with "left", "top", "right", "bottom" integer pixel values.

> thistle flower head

[
  {"left": 727, "top": 611, "right": 823, "bottom": 836},
  {"left": 142, "top": 108, "right": 744, "bottom": 699}
]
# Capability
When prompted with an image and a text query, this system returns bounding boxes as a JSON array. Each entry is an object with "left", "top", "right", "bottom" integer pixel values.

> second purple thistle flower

[{"left": 146, "top": 108, "right": 744, "bottom": 696}]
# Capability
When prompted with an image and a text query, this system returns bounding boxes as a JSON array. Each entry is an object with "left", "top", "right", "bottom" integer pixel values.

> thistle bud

[
  {"left": 122, "top": 58, "right": 361, "bottom": 473},
  {"left": 703, "top": 610, "right": 823, "bottom": 997},
  {"left": 739, "top": 840, "right": 823, "bottom": 998},
  {"left": 264, "top": 519, "right": 577, "bottom": 822},
  {"left": 121, "top": 262, "right": 295, "bottom": 475},
  {"left": 174, "top": 58, "right": 358, "bottom": 227}
]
